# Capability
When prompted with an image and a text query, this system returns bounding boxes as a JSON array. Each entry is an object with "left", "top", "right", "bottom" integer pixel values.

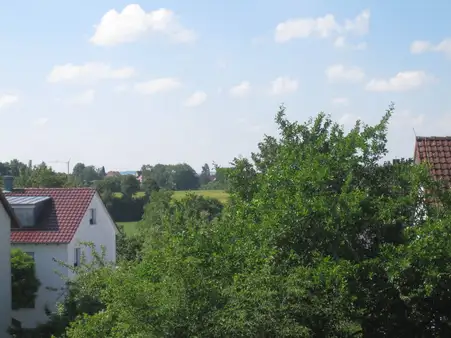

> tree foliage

[
  {"left": 115, "top": 224, "right": 144, "bottom": 262},
  {"left": 140, "top": 163, "right": 200, "bottom": 190},
  {"left": 199, "top": 163, "right": 211, "bottom": 186},
  {"left": 202, "top": 164, "right": 231, "bottom": 190},
  {"left": 120, "top": 175, "right": 141, "bottom": 198},
  {"left": 71, "top": 163, "right": 103, "bottom": 186},
  {"left": 11, "top": 249, "right": 40, "bottom": 310}
]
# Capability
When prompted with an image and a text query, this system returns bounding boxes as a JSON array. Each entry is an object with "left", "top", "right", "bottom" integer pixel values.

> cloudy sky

[{"left": 0, "top": 0, "right": 450, "bottom": 172}]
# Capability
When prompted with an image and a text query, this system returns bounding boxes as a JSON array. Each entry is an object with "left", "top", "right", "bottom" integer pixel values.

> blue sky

[{"left": 0, "top": 0, "right": 450, "bottom": 172}]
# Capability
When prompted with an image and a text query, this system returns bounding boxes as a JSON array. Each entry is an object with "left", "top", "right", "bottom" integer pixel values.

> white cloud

[
  {"left": 326, "top": 64, "right": 365, "bottom": 83},
  {"left": 275, "top": 14, "right": 339, "bottom": 42},
  {"left": 90, "top": 5, "right": 196, "bottom": 46},
  {"left": 390, "top": 109, "right": 424, "bottom": 128},
  {"left": 35, "top": 117, "right": 49, "bottom": 126},
  {"left": 334, "top": 36, "right": 367, "bottom": 50},
  {"left": 344, "top": 9, "right": 370, "bottom": 35},
  {"left": 436, "top": 39, "right": 451, "bottom": 56},
  {"left": 47, "top": 62, "right": 135, "bottom": 84},
  {"left": 410, "top": 38, "right": 451, "bottom": 57},
  {"left": 113, "top": 84, "right": 130, "bottom": 92},
  {"left": 184, "top": 91, "right": 207, "bottom": 107},
  {"left": 0, "top": 94, "right": 19, "bottom": 110},
  {"left": 134, "top": 77, "right": 181, "bottom": 95},
  {"left": 229, "top": 81, "right": 251, "bottom": 97},
  {"left": 69, "top": 90, "right": 95, "bottom": 105},
  {"left": 332, "top": 97, "right": 349, "bottom": 105},
  {"left": 366, "top": 71, "right": 432, "bottom": 92},
  {"left": 270, "top": 76, "right": 299, "bottom": 95},
  {"left": 410, "top": 41, "right": 431, "bottom": 54},
  {"left": 275, "top": 9, "right": 370, "bottom": 43}
]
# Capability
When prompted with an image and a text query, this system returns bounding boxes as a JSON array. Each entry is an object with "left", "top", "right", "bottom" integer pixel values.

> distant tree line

[
  {"left": 0, "top": 160, "right": 231, "bottom": 223},
  {"left": 0, "top": 160, "right": 230, "bottom": 191},
  {"left": 139, "top": 163, "right": 229, "bottom": 191}
]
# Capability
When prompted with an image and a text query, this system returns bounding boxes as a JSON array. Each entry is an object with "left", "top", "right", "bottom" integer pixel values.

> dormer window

[
  {"left": 89, "top": 208, "right": 96, "bottom": 225},
  {"left": 6, "top": 196, "right": 51, "bottom": 227}
]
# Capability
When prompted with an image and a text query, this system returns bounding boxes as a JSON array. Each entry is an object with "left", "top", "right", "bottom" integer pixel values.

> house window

[
  {"left": 25, "top": 252, "right": 35, "bottom": 260},
  {"left": 74, "top": 248, "right": 81, "bottom": 267},
  {"left": 89, "top": 208, "right": 96, "bottom": 225}
]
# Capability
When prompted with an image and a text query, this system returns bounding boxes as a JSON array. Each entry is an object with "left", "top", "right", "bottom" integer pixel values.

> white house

[
  {"left": 4, "top": 179, "right": 118, "bottom": 329},
  {"left": 0, "top": 190, "right": 19, "bottom": 337}
]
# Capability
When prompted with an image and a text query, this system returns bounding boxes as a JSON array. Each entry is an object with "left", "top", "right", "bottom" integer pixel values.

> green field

[
  {"left": 116, "top": 190, "right": 229, "bottom": 236},
  {"left": 113, "top": 191, "right": 145, "bottom": 198},
  {"left": 114, "top": 190, "right": 229, "bottom": 203},
  {"left": 172, "top": 190, "right": 229, "bottom": 204}
]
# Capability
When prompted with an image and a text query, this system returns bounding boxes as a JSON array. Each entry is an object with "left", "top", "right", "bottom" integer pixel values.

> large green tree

[
  {"left": 141, "top": 163, "right": 199, "bottom": 190},
  {"left": 9, "top": 162, "right": 68, "bottom": 188},
  {"left": 94, "top": 176, "right": 121, "bottom": 195},
  {"left": 54, "top": 105, "right": 451, "bottom": 337},
  {"left": 71, "top": 163, "right": 102, "bottom": 186},
  {"left": 120, "top": 175, "right": 140, "bottom": 198},
  {"left": 171, "top": 163, "right": 200, "bottom": 190},
  {"left": 141, "top": 176, "right": 159, "bottom": 196},
  {"left": 29, "top": 163, "right": 68, "bottom": 188},
  {"left": 199, "top": 163, "right": 211, "bottom": 186}
]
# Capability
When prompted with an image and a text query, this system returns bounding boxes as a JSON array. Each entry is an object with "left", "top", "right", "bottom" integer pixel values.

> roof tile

[
  {"left": 415, "top": 136, "right": 451, "bottom": 182},
  {"left": 5, "top": 188, "right": 96, "bottom": 244}
]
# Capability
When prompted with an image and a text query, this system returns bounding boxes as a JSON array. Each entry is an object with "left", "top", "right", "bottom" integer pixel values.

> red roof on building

[
  {"left": 5, "top": 188, "right": 96, "bottom": 244},
  {"left": 415, "top": 136, "right": 451, "bottom": 182}
]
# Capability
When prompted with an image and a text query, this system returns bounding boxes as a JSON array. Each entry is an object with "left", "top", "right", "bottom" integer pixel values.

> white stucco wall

[
  {"left": 11, "top": 243, "right": 67, "bottom": 328},
  {"left": 10, "top": 192, "right": 116, "bottom": 329},
  {"left": 68, "top": 192, "right": 117, "bottom": 270},
  {"left": 0, "top": 203, "right": 12, "bottom": 337}
]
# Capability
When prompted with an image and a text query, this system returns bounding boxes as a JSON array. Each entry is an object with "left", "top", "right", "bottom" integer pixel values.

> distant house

[
  {"left": 135, "top": 171, "right": 142, "bottom": 183},
  {"left": 414, "top": 136, "right": 451, "bottom": 182},
  {"left": 3, "top": 177, "right": 118, "bottom": 329},
  {"left": 0, "top": 185, "right": 20, "bottom": 337},
  {"left": 106, "top": 171, "right": 121, "bottom": 177}
]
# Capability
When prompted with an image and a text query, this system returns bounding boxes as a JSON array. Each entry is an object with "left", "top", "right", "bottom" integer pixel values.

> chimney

[{"left": 3, "top": 176, "right": 13, "bottom": 192}]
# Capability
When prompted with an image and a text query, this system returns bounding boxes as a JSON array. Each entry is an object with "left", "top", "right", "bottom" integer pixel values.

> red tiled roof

[
  {"left": 5, "top": 188, "right": 96, "bottom": 244},
  {"left": 415, "top": 136, "right": 451, "bottom": 182}
]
